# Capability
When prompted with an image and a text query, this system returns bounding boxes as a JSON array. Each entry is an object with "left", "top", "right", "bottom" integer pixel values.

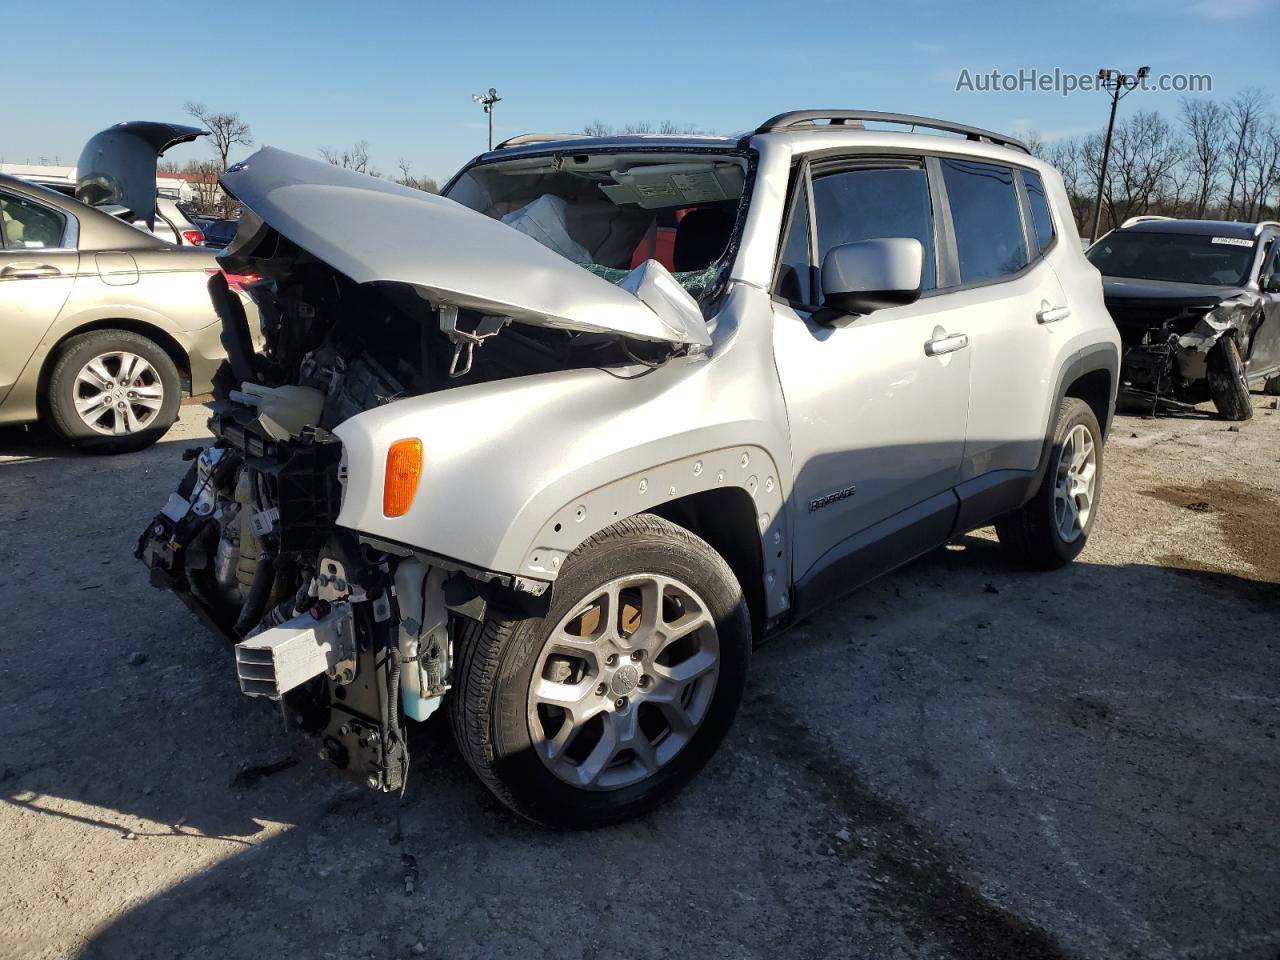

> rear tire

[
  {"left": 995, "top": 397, "right": 1102, "bottom": 569},
  {"left": 45, "top": 329, "right": 181, "bottom": 454},
  {"left": 1206, "top": 336, "right": 1253, "bottom": 421},
  {"left": 448, "top": 514, "right": 751, "bottom": 828}
]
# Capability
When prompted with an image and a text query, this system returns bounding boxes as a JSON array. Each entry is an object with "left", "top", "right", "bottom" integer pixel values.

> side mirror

[
  {"left": 820, "top": 238, "right": 924, "bottom": 315},
  {"left": 1264, "top": 273, "right": 1280, "bottom": 294}
]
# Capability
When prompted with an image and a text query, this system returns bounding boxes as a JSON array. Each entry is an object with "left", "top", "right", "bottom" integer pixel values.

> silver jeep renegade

[{"left": 138, "top": 109, "right": 1120, "bottom": 826}]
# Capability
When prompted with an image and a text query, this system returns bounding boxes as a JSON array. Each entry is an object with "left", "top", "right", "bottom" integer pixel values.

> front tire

[
  {"left": 1206, "top": 336, "right": 1253, "bottom": 421},
  {"left": 45, "top": 329, "right": 181, "bottom": 454},
  {"left": 448, "top": 514, "right": 751, "bottom": 828},
  {"left": 995, "top": 397, "right": 1102, "bottom": 569}
]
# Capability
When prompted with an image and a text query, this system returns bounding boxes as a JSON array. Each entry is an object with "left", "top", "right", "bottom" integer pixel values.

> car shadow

[
  {"left": 8, "top": 542, "right": 1274, "bottom": 960},
  {"left": 1115, "top": 385, "right": 1278, "bottom": 421},
  {"left": 0, "top": 394, "right": 211, "bottom": 460}
]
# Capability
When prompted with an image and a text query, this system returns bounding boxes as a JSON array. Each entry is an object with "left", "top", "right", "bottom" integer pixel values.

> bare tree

[
  {"left": 185, "top": 102, "right": 252, "bottom": 217},
  {"left": 1022, "top": 129, "right": 1046, "bottom": 159},
  {"left": 185, "top": 102, "right": 253, "bottom": 170},
  {"left": 1243, "top": 120, "right": 1280, "bottom": 220},
  {"left": 1033, "top": 91, "right": 1280, "bottom": 227},
  {"left": 1118, "top": 112, "right": 1181, "bottom": 225},
  {"left": 1083, "top": 111, "right": 1182, "bottom": 231},
  {"left": 186, "top": 159, "right": 223, "bottom": 215},
  {"left": 1046, "top": 137, "right": 1093, "bottom": 230},
  {"left": 319, "top": 140, "right": 378, "bottom": 177},
  {"left": 1179, "top": 98, "right": 1227, "bottom": 217},
  {"left": 394, "top": 158, "right": 439, "bottom": 194},
  {"left": 584, "top": 120, "right": 704, "bottom": 136},
  {"left": 1223, "top": 89, "right": 1268, "bottom": 218}
]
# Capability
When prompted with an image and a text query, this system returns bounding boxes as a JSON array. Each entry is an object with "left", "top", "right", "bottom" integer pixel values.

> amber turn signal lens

[{"left": 383, "top": 439, "right": 423, "bottom": 518}]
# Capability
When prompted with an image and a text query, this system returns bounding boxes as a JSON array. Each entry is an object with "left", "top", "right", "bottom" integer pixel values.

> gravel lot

[{"left": 2, "top": 393, "right": 1278, "bottom": 960}]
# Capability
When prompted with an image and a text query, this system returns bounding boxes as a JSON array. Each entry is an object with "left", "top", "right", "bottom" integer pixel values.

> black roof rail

[
  {"left": 753, "top": 110, "right": 1030, "bottom": 154},
  {"left": 493, "top": 133, "right": 590, "bottom": 150}
]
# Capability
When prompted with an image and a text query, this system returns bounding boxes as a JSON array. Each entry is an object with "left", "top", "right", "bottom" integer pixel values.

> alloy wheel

[
  {"left": 528, "top": 573, "right": 720, "bottom": 791},
  {"left": 1053, "top": 423, "right": 1097, "bottom": 543},
  {"left": 72, "top": 351, "right": 165, "bottom": 436}
]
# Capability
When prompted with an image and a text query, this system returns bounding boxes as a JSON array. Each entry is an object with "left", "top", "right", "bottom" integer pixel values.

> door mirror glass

[{"left": 820, "top": 238, "right": 923, "bottom": 315}]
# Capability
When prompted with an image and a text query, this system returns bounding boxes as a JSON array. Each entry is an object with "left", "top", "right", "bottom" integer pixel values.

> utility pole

[
  {"left": 472, "top": 88, "right": 502, "bottom": 151},
  {"left": 1091, "top": 66, "right": 1149, "bottom": 242}
]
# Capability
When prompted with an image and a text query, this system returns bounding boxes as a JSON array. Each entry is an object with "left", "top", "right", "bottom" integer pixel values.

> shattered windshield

[
  {"left": 444, "top": 151, "right": 746, "bottom": 299},
  {"left": 1088, "top": 231, "right": 1255, "bottom": 287}
]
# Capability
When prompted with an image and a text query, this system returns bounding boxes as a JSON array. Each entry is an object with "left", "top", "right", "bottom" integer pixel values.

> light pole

[
  {"left": 472, "top": 87, "right": 501, "bottom": 151},
  {"left": 1091, "top": 66, "right": 1149, "bottom": 242}
]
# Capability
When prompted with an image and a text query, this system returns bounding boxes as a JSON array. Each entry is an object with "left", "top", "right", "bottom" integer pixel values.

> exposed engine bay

[
  {"left": 1107, "top": 291, "right": 1264, "bottom": 412},
  {"left": 134, "top": 146, "right": 745, "bottom": 792}
]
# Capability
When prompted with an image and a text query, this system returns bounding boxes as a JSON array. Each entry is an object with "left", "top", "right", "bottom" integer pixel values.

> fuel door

[{"left": 96, "top": 252, "right": 139, "bottom": 286}]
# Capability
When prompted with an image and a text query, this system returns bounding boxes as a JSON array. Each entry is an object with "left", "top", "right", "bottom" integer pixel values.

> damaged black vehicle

[{"left": 1088, "top": 216, "right": 1280, "bottom": 420}]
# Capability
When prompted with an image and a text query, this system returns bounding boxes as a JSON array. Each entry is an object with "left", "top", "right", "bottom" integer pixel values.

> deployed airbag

[{"left": 501, "top": 195, "right": 591, "bottom": 264}]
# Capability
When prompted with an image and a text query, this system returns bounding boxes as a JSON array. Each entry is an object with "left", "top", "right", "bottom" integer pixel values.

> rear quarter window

[{"left": 1023, "top": 171, "right": 1056, "bottom": 254}]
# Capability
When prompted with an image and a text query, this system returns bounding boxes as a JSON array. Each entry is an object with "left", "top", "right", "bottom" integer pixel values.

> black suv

[{"left": 1088, "top": 217, "right": 1280, "bottom": 420}]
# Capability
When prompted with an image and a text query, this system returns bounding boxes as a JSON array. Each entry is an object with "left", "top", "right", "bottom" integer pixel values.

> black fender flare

[{"left": 1021, "top": 341, "right": 1119, "bottom": 506}]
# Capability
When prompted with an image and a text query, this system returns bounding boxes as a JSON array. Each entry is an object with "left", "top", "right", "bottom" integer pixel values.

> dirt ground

[{"left": 1, "top": 392, "right": 1278, "bottom": 960}]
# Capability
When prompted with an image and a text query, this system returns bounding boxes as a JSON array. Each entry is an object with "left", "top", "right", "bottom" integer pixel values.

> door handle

[
  {"left": 0, "top": 262, "right": 60, "bottom": 279},
  {"left": 1037, "top": 301, "right": 1071, "bottom": 324},
  {"left": 924, "top": 333, "right": 969, "bottom": 357}
]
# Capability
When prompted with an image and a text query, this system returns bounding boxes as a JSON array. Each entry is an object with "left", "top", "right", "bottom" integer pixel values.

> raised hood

[
  {"left": 218, "top": 147, "right": 711, "bottom": 347},
  {"left": 76, "top": 121, "right": 207, "bottom": 229}
]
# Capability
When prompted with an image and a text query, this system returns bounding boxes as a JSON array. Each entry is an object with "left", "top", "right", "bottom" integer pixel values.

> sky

[{"left": 4, "top": 0, "right": 1277, "bottom": 182}]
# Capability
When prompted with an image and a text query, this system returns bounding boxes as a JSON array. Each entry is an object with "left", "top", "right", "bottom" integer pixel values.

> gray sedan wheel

[{"left": 46, "top": 329, "right": 181, "bottom": 454}]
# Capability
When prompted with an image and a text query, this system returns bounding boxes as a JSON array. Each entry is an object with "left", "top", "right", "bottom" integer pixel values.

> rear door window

[
  {"left": 1261, "top": 237, "right": 1280, "bottom": 288},
  {"left": 0, "top": 192, "right": 68, "bottom": 249},
  {"left": 941, "top": 158, "right": 1028, "bottom": 284}
]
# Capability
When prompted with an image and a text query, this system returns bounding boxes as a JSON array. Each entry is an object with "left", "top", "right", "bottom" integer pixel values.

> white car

[
  {"left": 148, "top": 196, "right": 206, "bottom": 246},
  {"left": 139, "top": 109, "right": 1120, "bottom": 826}
]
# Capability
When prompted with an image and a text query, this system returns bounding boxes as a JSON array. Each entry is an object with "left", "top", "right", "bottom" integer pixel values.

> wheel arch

[
  {"left": 1063, "top": 366, "right": 1113, "bottom": 439},
  {"left": 1019, "top": 341, "right": 1118, "bottom": 507},
  {"left": 647, "top": 487, "right": 768, "bottom": 643},
  {"left": 513, "top": 446, "right": 791, "bottom": 626},
  {"left": 37, "top": 318, "right": 192, "bottom": 409}
]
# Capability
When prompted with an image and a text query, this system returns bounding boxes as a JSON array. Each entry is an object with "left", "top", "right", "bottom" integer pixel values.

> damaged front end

[
  {"left": 136, "top": 429, "right": 442, "bottom": 793},
  {"left": 134, "top": 146, "right": 737, "bottom": 792},
  {"left": 1107, "top": 287, "right": 1263, "bottom": 412}
]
